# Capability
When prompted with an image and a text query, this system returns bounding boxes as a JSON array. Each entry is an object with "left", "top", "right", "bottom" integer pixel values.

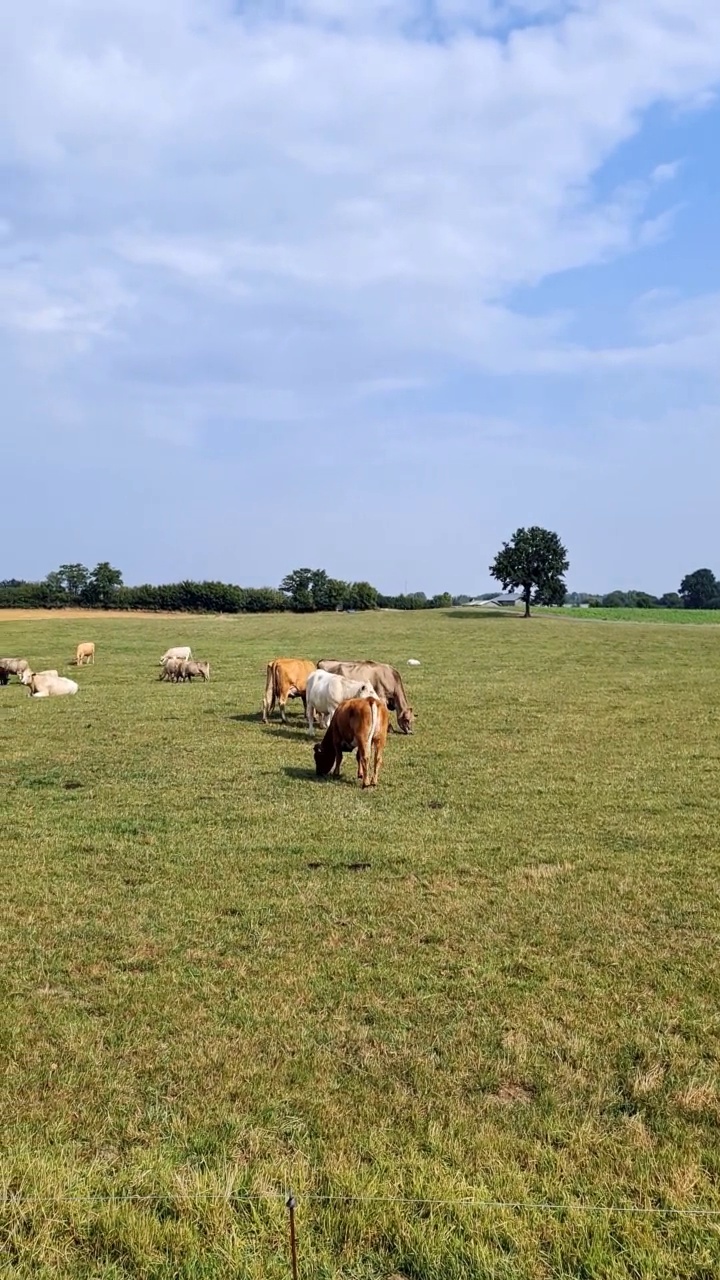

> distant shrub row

[{"left": 0, "top": 564, "right": 458, "bottom": 614}]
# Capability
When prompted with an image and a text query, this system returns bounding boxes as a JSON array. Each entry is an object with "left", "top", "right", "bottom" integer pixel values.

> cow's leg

[
  {"left": 279, "top": 693, "right": 288, "bottom": 723},
  {"left": 332, "top": 748, "right": 343, "bottom": 777},
  {"left": 357, "top": 743, "right": 369, "bottom": 787},
  {"left": 371, "top": 742, "right": 384, "bottom": 787}
]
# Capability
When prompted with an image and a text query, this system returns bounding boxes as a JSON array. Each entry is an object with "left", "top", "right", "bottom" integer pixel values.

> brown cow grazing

[
  {"left": 76, "top": 642, "right": 95, "bottom": 666},
  {"left": 313, "top": 697, "right": 389, "bottom": 789},
  {"left": 317, "top": 660, "right": 414, "bottom": 734},
  {"left": 262, "top": 658, "right": 316, "bottom": 724}
]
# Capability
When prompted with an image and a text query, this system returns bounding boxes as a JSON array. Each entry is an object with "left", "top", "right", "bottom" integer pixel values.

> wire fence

[{"left": 4, "top": 1185, "right": 720, "bottom": 1276}]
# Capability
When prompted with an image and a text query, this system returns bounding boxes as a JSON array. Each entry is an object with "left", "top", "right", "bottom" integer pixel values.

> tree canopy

[
  {"left": 679, "top": 569, "right": 719, "bottom": 610},
  {"left": 489, "top": 526, "right": 569, "bottom": 617}
]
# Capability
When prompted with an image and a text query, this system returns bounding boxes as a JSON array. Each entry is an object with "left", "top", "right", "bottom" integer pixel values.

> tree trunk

[{"left": 524, "top": 585, "right": 531, "bottom": 617}]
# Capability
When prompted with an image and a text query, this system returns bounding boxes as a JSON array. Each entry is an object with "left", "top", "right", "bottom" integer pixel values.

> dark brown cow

[
  {"left": 262, "top": 658, "right": 317, "bottom": 724},
  {"left": 317, "top": 660, "right": 414, "bottom": 734},
  {"left": 313, "top": 697, "right": 389, "bottom": 788}
]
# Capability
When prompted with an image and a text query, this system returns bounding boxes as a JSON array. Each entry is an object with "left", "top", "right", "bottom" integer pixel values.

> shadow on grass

[
  {"left": 444, "top": 609, "right": 526, "bottom": 622},
  {"left": 280, "top": 762, "right": 358, "bottom": 783},
  {"left": 283, "top": 765, "right": 365, "bottom": 788}
]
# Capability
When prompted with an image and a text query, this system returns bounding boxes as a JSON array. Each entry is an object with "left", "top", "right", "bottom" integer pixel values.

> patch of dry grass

[{"left": 2, "top": 610, "right": 720, "bottom": 1276}]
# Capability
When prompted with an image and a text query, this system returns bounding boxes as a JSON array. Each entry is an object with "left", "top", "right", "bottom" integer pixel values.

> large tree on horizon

[
  {"left": 679, "top": 568, "right": 718, "bottom": 610},
  {"left": 490, "top": 526, "right": 569, "bottom": 618}
]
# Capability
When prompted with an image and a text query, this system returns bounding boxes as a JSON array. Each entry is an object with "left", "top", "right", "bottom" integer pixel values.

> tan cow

[
  {"left": 262, "top": 658, "right": 317, "bottom": 724},
  {"left": 0, "top": 658, "right": 30, "bottom": 683},
  {"left": 159, "top": 657, "right": 184, "bottom": 682},
  {"left": 313, "top": 697, "right": 389, "bottom": 788},
  {"left": 179, "top": 660, "right": 210, "bottom": 682},
  {"left": 20, "top": 668, "right": 58, "bottom": 685},
  {"left": 76, "top": 642, "right": 95, "bottom": 666},
  {"left": 317, "top": 660, "right": 414, "bottom": 734}
]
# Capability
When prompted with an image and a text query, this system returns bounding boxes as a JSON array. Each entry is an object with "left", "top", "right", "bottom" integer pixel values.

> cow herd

[
  {"left": 159, "top": 648, "right": 211, "bottom": 683},
  {"left": 2, "top": 641, "right": 416, "bottom": 789},
  {"left": 261, "top": 656, "right": 415, "bottom": 788}
]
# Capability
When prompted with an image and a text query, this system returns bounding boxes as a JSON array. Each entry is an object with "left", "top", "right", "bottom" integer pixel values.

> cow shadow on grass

[
  {"left": 283, "top": 766, "right": 358, "bottom": 785},
  {"left": 444, "top": 610, "right": 524, "bottom": 622},
  {"left": 229, "top": 714, "right": 309, "bottom": 743}
]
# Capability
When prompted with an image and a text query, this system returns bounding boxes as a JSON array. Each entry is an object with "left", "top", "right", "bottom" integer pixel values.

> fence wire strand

[{"left": 1, "top": 1188, "right": 720, "bottom": 1219}]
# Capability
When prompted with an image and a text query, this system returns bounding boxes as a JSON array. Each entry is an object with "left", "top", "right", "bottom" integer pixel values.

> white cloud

[{"left": 2, "top": 0, "right": 720, "bottom": 462}]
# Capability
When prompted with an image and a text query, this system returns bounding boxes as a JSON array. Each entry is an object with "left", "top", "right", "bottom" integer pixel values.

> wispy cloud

[{"left": 2, "top": 0, "right": 720, "bottom": 588}]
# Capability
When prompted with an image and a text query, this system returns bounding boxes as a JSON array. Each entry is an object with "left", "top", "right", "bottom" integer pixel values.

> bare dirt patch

[{"left": 0, "top": 609, "right": 202, "bottom": 621}]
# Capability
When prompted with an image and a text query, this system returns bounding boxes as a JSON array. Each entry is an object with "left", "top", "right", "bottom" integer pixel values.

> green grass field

[
  {"left": 551, "top": 606, "right": 720, "bottom": 624},
  {"left": 2, "top": 610, "right": 720, "bottom": 1279}
]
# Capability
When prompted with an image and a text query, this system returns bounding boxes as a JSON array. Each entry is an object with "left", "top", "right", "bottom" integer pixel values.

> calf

[
  {"left": 76, "top": 642, "right": 95, "bottom": 666},
  {"left": 313, "top": 697, "right": 389, "bottom": 788},
  {"left": 305, "top": 669, "right": 377, "bottom": 736}
]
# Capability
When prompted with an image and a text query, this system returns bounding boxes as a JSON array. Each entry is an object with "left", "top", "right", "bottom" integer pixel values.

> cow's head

[
  {"left": 313, "top": 740, "right": 334, "bottom": 776},
  {"left": 398, "top": 707, "right": 414, "bottom": 734}
]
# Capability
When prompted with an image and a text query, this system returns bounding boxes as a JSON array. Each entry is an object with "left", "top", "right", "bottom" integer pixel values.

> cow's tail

[
  {"left": 263, "top": 662, "right": 276, "bottom": 716},
  {"left": 367, "top": 698, "right": 378, "bottom": 762}
]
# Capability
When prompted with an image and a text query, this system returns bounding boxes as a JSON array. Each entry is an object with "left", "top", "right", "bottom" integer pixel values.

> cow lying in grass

[
  {"left": 313, "top": 697, "right": 389, "bottom": 788},
  {"left": 27, "top": 673, "right": 78, "bottom": 698}
]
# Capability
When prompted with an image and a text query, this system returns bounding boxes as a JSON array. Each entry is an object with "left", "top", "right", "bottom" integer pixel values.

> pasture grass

[
  {"left": 2, "top": 609, "right": 720, "bottom": 1278},
  {"left": 550, "top": 606, "right": 720, "bottom": 624}
]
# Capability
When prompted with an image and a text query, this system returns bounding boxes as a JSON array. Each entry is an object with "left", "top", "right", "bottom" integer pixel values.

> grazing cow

[
  {"left": 159, "top": 657, "right": 185, "bottom": 682},
  {"left": 28, "top": 673, "right": 78, "bottom": 698},
  {"left": 179, "top": 660, "right": 210, "bottom": 682},
  {"left": 0, "top": 658, "right": 30, "bottom": 682},
  {"left": 20, "top": 668, "right": 58, "bottom": 685},
  {"left": 305, "top": 669, "right": 377, "bottom": 736},
  {"left": 317, "top": 660, "right": 415, "bottom": 734},
  {"left": 76, "top": 642, "right": 95, "bottom": 666},
  {"left": 313, "top": 697, "right": 389, "bottom": 788},
  {"left": 0, "top": 666, "right": 8, "bottom": 686},
  {"left": 161, "top": 646, "right": 192, "bottom": 665},
  {"left": 262, "top": 658, "right": 317, "bottom": 724}
]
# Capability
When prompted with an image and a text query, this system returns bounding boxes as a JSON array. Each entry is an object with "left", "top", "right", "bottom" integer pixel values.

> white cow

[
  {"left": 305, "top": 669, "right": 377, "bottom": 736},
  {"left": 160, "top": 647, "right": 192, "bottom": 665},
  {"left": 20, "top": 668, "right": 58, "bottom": 686},
  {"left": 28, "top": 673, "right": 78, "bottom": 698}
]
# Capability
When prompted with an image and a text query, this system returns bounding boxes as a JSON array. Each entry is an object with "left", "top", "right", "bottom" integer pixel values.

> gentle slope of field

[
  {"left": 552, "top": 606, "right": 720, "bottom": 624},
  {"left": 2, "top": 611, "right": 720, "bottom": 1278}
]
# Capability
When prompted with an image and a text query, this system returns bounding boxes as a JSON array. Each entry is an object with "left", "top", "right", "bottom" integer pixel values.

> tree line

[
  {"left": 6, "top": 535, "right": 711, "bottom": 616},
  {"left": 0, "top": 563, "right": 458, "bottom": 614},
  {"left": 590, "top": 571, "right": 720, "bottom": 611}
]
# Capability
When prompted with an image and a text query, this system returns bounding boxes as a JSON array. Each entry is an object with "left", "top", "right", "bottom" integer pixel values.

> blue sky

[{"left": 2, "top": 0, "right": 720, "bottom": 595}]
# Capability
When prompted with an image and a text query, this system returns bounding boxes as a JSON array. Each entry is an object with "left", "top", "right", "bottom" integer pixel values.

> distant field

[
  {"left": 552, "top": 606, "right": 720, "bottom": 624},
  {"left": 2, "top": 610, "right": 720, "bottom": 1278}
]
